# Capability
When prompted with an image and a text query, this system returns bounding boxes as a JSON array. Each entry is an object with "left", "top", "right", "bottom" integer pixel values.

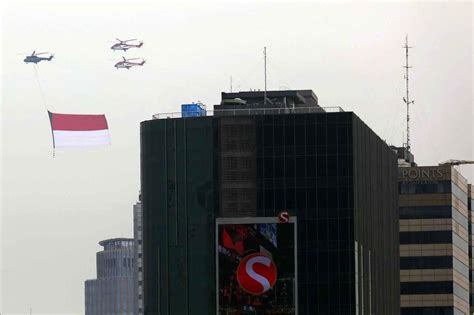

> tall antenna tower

[
  {"left": 264, "top": 46, "right": 267, "bottom": 105},
  {"left": 403, "top": 35, "right": 414, "bottom": 151}
]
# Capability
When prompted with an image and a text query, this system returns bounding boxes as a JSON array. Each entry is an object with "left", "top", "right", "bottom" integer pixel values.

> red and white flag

[{"left": 48, "top": 111, "right": 111, "bottom": 148}]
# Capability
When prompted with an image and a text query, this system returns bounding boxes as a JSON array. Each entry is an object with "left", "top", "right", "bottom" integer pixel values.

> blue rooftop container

[{"left": 181, "top": 103, "right": 206, "bottom": 118}]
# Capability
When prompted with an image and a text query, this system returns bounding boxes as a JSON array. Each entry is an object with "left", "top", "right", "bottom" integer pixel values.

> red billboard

[{"left": 216, "top": 217, "right": 297, "bottom": 315}]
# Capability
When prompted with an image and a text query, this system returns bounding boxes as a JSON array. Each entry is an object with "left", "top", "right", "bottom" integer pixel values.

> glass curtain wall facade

[
  {"left": 399, "top": 166, "right": 470, "bottom": 315},
  {"left": 141, "top": 111, "right": 399, "bottom": 315},
  {"left": 141, "top": 117, "right": 216, "bottom": 315},
  {"left": 252, "top": 113, "right": 399, "bottom": 314}
]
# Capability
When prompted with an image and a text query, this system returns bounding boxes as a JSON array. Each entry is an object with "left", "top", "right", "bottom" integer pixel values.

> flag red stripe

[{"left": 49, "top": 112, "right": 109, "bottom": 131}]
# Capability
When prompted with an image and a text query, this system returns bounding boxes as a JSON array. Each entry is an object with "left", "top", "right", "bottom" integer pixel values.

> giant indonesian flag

[{"left": 48, "top": 111, "right": 111, "bottom": 148}]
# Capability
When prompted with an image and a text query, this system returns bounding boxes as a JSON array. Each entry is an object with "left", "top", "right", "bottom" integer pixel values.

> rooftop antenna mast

[
  {"left": 264, "top": 46, "right": 267, "bottom": 105},
  {"left": 403, "top": 35, "right": 414, "bottom": 152}
]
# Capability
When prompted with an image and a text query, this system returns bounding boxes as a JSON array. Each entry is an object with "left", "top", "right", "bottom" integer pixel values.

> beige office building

[
  {"left": 468, "top": 184, "right": 474, "bottom": 314},
  {"left": 399, "top": 165, "right": 471, "bottom": 315}
]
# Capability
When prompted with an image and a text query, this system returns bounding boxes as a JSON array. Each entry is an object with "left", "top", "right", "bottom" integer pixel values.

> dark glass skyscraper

[{"left": 141, "top": 90, "right": 400, "bottom": 314}]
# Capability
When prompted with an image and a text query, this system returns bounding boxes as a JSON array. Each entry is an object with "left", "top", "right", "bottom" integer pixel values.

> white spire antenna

[{"left": 403, "top": 35, "right": 415, "bottom": 152}]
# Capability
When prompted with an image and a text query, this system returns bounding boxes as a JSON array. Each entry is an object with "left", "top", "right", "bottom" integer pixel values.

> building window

[
  {"left": 399, "top": 231, "right": 452, "bottom": 244},
  {"left": 399, "top": 181, "right": 451, "bottom": 194},
  {"left": 400, "top": 256, "right": 452, "bottom": 269}
]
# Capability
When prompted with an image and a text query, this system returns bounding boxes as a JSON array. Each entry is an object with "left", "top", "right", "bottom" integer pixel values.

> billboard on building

[{"left": 216, "top": 217, "right": 297, "bottom": 315}]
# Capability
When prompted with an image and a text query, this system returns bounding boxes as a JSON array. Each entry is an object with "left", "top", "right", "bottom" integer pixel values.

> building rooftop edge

[
  {"left": 98, "top": 238, "right": 134, "bottom": 246},
  {"left": 148, "top": 106, "right": 344, "bottom": 121}
]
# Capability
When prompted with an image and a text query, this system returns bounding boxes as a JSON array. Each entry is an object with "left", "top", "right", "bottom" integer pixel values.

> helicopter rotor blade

[{"left": 123, "top": 39, "right": 137, "bottom": 42}]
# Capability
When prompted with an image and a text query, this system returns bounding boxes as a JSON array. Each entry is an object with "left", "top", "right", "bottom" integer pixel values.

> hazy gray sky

[{"left": 1, "top": 1, "right": 472, "bottom": 314}]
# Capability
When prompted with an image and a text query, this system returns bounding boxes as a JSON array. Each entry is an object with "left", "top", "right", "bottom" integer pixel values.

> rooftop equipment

[
  {"left": 181, "top": 102, "right": 206, "bottom": 118},
  {"left": 439, "top": 160, "right": 474, "bottom": 166}
]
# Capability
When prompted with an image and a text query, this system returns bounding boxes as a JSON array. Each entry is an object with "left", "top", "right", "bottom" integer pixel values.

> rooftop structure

[
  {"left": 153, "top": 89, "right": 340, "bottom": 119},
  {"left": 217, "top": 89, "right": 320, "bottom": 110},
  {"left": 391, "top": 146, "right": 416, "bottom": 167}
]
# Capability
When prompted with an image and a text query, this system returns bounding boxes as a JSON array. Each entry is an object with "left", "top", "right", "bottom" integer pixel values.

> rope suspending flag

[{"left": 48, "top": 111, "right": 111, "bottom": 148}]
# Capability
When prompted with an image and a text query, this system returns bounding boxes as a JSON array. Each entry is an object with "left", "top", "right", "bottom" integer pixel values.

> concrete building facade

[
  {"left": 85, "top": 238, "right": 135, "bottom": 315},
  {"left": 398, "top": 165, "right": 471, "bottom": 315},
  {"left": 468, "top": 184, "right": 474, "bottom": 314},
  {"left": 134, "top": 197, "right": 144, "bottom": 315}
]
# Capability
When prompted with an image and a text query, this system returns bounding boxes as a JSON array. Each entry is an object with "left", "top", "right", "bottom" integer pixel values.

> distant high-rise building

[
  {"left": 85, "top": 238, "right": 135, "bottom": 315},
  {"left": 398, "top": 161, "right": 471, "bottom": 314},
  {"left": 134, "top": 195, "right": 144, "bottom": 315}
]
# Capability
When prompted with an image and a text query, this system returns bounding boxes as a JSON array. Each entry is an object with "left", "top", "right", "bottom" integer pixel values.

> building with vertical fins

[
  {"left": 85, "top": 238, "right": 135, "bottom": 315},
  {"left": 397, "top": 158, "right": 471, "bottom": 315},
  {"left": 134, "top": 195, "right": 144, "bottom": 315},
  {"left": 141, "top": 89, "right": 400, "bottom": 314}
]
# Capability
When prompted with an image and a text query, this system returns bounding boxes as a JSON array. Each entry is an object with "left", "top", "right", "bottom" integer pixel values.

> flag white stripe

[{"left": 52, "top": 129, "right": 111, "bottom": 148}]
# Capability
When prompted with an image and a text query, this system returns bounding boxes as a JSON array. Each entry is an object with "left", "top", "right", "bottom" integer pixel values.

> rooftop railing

[{"left": 152, "top": 106, "right": 344, "bottom": 120}]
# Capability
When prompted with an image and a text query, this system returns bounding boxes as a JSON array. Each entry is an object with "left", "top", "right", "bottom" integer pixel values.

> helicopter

[
  {"left": 23, "top": 51, "right": 54, "bottom": 64},
  {"left": 114, "top": 57, "right": 146, "bottom": 69},
  {"left": 110, "top": 38, "right": 143, "bottom": 52}
]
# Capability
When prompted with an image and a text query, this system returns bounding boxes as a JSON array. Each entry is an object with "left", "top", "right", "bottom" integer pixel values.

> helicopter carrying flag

[
  {"left": 48, "top": 111, "right": 111, "bottom": 148},
  {"left": 24, "top": 51, "right": 54, "bottom": 64},
  {"left": 110, "top": 38, "right": 143, "bottom": 51},
  {"left": 114, "top": 57, "right": 146, "bottom": 69}
]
